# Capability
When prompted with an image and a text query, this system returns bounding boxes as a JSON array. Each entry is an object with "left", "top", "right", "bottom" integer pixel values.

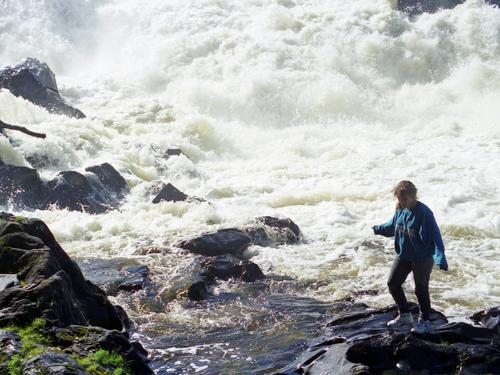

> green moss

[
  {"left": 75, "top": 349, "right": 132, "bottom": 375},
  {"left": 4, "top": 320, "right": 132, "bottom": 375},
  {"left": 3, "top": 318, "right": 50, "bottom": 372},
  {"left": 14, "top": 216, "right": 25, "bottom": 223},
  {"left": 7, "top": 354, "right": 23, "bottom": 375}
]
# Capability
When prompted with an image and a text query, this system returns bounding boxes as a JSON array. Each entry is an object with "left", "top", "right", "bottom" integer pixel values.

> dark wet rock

[
  {"left": 183, "top": 255, "right": 265, "bottom": 301},
  {"left": 85, "top": 162, "right": 128, "bottom": 198},
  {"left": 0, "top": 161, "right": 127, "bottom": 214},
  {"left": 0, "top": 164, "right": 47, "bottom": 209},
  {"left": 0, "top": 212, "right": 153, "bottom": 374},
  {"left": 0, "top": 58, "right": 85, "bottom": 118},
  {"left": 471, "top": 305, "right": 500, "bottom": 333},
  {"left": 245, "top": 216, "right": 301, "bottom": 246},
  {"left": 152, "top": 182, "right": 189, "bottom": 204},
  {"left": 277, "top": 302, "right": 500, "bottom": 375},
  {"left": 45, "top": 164, "right": 127, "bottom": 214},
  {"left": 22, "top": 352, "right": 85, "bottom": 375},
  {"left": 159, "top": 254, "right": 265, "bottom": 302},
  {"left": 164, "top": 148, "right": 189, "bottom": 159},
  {"left": 179, "top": 228, "right": 252, "bottom": 256},
  {"left": 178, "top": 216, "right": 301, "bottom": 257},
  {"left": 201, "top": 255, "right": 265, "bottom": 282},
  {"left": 0, "top": 213, "right": 123, "bottom": 329},
  {"left": 45, "top": 170, "right": 108, "bottom": 213},
  {"left": 397, "top": 0, "right": 500, "bottom": 15}
]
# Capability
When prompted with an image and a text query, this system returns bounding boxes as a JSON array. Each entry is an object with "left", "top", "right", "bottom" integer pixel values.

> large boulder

[
  {"left": 0, "top": 58, "right": 85, "bottom": 119},
  {"left": 0, "top": 162, "right": 127, "bottom": 214},
  {"left": 0, "top": 212, "right": 153, "bottom": 374},
  {"left": 0, "top": 212, "right": 123, "bottom": 329},
  {"left": 0, "top": 58, "right": 85, "bottom": 118},
  {"left": 277, "top": 303, "right": 500, "bottom": 374}
]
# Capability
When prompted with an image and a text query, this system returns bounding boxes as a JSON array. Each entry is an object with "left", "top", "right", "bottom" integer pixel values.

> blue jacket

[{"left": 373, "top": 201, "right": 448, "bottom": 269}]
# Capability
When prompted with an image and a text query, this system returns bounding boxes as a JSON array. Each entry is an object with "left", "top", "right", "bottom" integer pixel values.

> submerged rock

[
  {"left": 245, "top": 216, "right": 301, "bottom": 246},
  {"left": 161, "top": 254, "right": 265, "bottom": 302},
  {"left": 0, "top": 58, "right": 85, "bottom": 118},
  {"left": 78, "top": 258, "right": 151, "bottom": 297},
  {"left": 277, "top": 302, "right": 500, "bottom": 374},
  {"left": 0, "top": 212, "right": 153, "bottom": 374}
]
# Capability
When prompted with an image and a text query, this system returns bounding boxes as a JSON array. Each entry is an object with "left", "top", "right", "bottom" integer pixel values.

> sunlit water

[{"left": 1, "top": 0, "right": 499, "bottom": 373}]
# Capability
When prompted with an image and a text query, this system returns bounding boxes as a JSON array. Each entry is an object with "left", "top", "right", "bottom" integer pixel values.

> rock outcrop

[
  {"left": 0, "top": 162, "right": 127, "bottom": 214},
  {"left": 0, "top": 58, "right": 85, "bottom": 118},
  {"left": 0, "top": 212, "right": 153, "bottom": 374},
  {"left": 278, "top": 302, "right": 500, "bottom": 374}
]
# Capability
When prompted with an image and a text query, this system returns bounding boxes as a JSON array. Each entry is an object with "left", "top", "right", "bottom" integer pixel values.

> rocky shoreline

[
  {"left": 0, "top": 212, "right": 153, "bottom": 374},
  {"left": 277, "top": 302, "right": 500, "bottom": 374}
]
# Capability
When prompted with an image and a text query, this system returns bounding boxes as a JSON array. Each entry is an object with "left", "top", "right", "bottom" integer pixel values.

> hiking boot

[
  {"left": 387, "top": 312, "right": 414, "bottom": 328},
  {"left": 411, "top": 319, "right": 433, "bottom": 334}
]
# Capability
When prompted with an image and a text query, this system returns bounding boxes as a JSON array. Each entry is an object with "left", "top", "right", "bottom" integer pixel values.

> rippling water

[{"left": 1, "top": 0, "right": 500, "bottom": 373}]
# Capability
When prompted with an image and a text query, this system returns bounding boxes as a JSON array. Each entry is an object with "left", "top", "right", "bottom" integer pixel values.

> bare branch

[{"left": 0, "top": 120, "right": 46, "bottom": 139}]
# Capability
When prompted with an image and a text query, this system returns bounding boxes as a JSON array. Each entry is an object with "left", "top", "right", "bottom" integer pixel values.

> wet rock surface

[
  {"left": 179, "top": 216, "right": 302, "bottom": 257},
  {"left": 152, "top": 182, "right": 190, "bottom": 204},
  {"left": 245, "top": 216, "right": 301, "bottom": 246},
  {"left": 277, "top": 302, "right": 500, "bottom": 375},
  {"left": 0, "top": 162, "right": 128, "bottom": 214},
  {"left": 179, "top": 228, "right": 252, "bottom": 256},
  {"left": 186, "top": 255, "right": 266, "bottom": 301},
  {"left": 0, "top": 212, "right": 153, "bottom": 374},
  {"left": 0, "top": 58, "right": 85, "bottom": 118},
  {"left": 77, "top": 257, "right": 151, "bottom": 297}
]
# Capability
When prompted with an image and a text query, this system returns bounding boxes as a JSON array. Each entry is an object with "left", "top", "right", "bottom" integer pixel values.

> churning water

[{"left": 1, "top": 0, "right": 499, "bottom": 373}]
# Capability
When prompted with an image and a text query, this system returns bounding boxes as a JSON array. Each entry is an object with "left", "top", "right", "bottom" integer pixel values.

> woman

[{"left": 373, "top": 180, "right": 448, "bottom": 333}]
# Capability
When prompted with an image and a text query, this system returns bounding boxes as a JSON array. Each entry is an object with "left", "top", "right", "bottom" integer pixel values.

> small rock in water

[{"left": 152, "top": 183, "right": 189, "bottom": 204}]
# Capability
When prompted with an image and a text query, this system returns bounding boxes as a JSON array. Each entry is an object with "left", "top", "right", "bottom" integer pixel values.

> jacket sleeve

[
  {"left": 419, "top": 210, "right": 448, "bottom": 270},
  {"left": 373, "top": 212, "right": 397, "bottom": 238}
]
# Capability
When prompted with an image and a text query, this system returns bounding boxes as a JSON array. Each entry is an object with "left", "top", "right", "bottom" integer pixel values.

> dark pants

[{"left": 387, "top": 256, "right": 434, "bottom": 320}]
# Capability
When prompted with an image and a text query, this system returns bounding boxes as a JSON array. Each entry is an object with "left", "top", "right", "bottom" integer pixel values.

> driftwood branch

[{"left": 0, "top": 120, "right": 46, "bottom": 139}]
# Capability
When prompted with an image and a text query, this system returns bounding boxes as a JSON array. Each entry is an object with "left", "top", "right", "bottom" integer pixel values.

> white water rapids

[{"left": 1, "top": 0, "right": 500, "bottom": 373}]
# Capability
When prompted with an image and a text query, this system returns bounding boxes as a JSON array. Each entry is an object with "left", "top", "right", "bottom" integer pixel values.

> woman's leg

[
  {"left": 412, "top": 260, "right": 434, "bottom": 320},
  {"left": 387, "top": 256, "right": 412, "bottom": 314}
]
